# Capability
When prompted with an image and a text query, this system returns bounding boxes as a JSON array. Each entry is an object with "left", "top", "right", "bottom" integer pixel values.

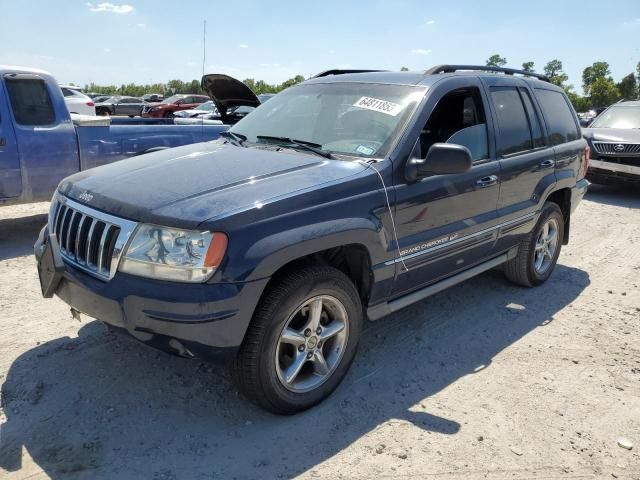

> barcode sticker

[{"left": 353, "top": 96, "right": 404, "bottom": 116}]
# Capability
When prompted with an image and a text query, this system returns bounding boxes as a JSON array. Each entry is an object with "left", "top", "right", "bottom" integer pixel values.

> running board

[{"left": 367, "top": 251, "right": 515, "bottom": 321}]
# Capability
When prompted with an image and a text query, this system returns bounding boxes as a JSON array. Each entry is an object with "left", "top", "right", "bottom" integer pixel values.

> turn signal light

[{"left": 204, "top": 232, "right": 228, "bottom": 268}]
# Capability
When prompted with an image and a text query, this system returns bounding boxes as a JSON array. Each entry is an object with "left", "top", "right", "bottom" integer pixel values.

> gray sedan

[{"left": 95, "top": 96, "right": 146, "bottom": 117}]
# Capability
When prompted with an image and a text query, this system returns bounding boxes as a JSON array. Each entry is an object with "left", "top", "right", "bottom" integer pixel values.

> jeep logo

[
  {"left": 614, "top": 144, "right": 625, "bottom": 152},
  {"left": 78, "top": 191, "right": 93, "bottom": 202}
]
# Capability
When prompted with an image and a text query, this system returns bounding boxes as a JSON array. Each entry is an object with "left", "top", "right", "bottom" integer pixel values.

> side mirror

[{"left": 406, "top": 142, "right": 472, "bottom": 182}]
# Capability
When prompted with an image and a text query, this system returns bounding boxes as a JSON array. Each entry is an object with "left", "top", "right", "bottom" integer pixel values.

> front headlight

[{"left": 119, "top": 224, "right": 228, "bottom": 282}]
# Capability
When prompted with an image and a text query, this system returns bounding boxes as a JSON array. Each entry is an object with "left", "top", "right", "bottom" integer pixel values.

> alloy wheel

[
  {"left": 534, "top": 217, "right": 559, "bottom": 274},
  {"left": 275, "top": 295, "right": 349, "bottom": 393}
]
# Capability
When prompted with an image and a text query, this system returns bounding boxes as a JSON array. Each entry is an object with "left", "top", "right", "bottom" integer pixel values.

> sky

[{"left": 1, "top": 0, "right": 638, "bottom": 93}]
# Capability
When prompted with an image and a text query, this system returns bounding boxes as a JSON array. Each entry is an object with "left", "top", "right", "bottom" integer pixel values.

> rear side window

[
  {"left": 520, "top": 89, "right": 545, "bottom": 148},
  {"left": 534, "top": 89, "right": 580, "bottom": 146},
  {"left": 5, "top": 77, "right": 56, "bottom": 126},
  {"left": 490, "top": 87, "right": 532, "bottom": 156}
]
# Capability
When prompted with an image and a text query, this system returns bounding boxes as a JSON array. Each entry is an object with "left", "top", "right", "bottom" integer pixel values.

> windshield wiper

[
  {"left": 219, "top": 131, "right": 247, "bottom": 147},
  {"left": 256, "top": 135, "right": 333, "bottom": 159}
]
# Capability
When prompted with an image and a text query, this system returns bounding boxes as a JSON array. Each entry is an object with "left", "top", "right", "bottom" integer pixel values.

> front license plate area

[{"left": 38, "top": 234, "right": 65, "bottom": 298}]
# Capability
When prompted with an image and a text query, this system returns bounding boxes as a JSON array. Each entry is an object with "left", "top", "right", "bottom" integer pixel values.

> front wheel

[
  {"left": 504, "top": 202, "right": 564, "bottom": 287},
  {"left": 234, "top": 265, "right": 362, "bottom": 414}
]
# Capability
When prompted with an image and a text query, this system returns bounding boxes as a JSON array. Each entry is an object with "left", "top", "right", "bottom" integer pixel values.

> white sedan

[{"left": 60, "top": 85, "right": 96, "bottom": 115}]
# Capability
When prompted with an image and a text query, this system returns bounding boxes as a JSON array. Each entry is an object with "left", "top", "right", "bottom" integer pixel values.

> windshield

[
  {"left": 196, "top": 101, "right": 216, "bottom": 111},
  {"left": 590, "top": 105, "right": 640, "bottom": 129},
  {"left": 229, "top": 82, "right": 424, "bottom": 158},
  {"left": 163, "top": 95, "right": 184, "bottom": 104}
]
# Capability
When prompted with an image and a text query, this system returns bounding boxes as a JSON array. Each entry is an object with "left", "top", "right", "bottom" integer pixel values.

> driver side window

[{"left": 420, "top": 87, "right": 488, "bottom": 162}]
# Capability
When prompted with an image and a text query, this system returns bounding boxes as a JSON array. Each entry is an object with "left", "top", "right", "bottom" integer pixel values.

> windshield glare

[
  {"left": 591, "top": 106, "right": 640, "bottom": 129},
  {"left": 197, "top": 101, "right": 216, "bottom": 111},
  {"left": 163, "top": 95, "right": 184, "bottom": 104},
  {"left": 229, "top": 82, "right": 425, "bottom": 158}
]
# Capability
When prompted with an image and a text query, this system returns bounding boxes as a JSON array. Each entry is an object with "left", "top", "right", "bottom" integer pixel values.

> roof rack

[
  {"left": 313, "top": 69, "right": 388, "bottom": 78},
  {"left": 425, "top": 65, "right": 550, "bottom": 82}
]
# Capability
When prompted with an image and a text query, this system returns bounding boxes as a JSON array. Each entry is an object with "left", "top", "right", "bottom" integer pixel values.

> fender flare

[{"left": 237, "top": 218, "right": 386, "bottom": 282}]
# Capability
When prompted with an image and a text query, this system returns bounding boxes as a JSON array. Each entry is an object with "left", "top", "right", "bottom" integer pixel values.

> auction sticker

[{"left": 353, "top": 97, "right": 404, "bottom": 116}]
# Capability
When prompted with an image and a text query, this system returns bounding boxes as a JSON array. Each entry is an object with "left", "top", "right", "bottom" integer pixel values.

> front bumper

[
  {"left": 35, "top": 226, "right": 269, "bottom": 362},
  {"left": 587, "top": 159, "right": 640, "bottom": 185}
]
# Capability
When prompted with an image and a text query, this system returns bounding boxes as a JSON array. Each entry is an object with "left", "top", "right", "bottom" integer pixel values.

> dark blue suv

[{"left": 35, "top": 66, "right": 589, "bottom": 413}]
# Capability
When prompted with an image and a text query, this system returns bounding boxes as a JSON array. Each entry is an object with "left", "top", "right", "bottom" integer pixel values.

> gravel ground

[{"left": 0, "top": 185, "right": 639, "bottom": 479}]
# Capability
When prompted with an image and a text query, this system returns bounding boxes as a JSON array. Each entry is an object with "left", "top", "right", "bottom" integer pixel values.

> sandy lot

[{"left": 0, "top": 185, "right": 639, "bottom": 479}]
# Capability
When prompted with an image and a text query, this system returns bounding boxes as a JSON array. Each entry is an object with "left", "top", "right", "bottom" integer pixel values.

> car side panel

[
  {"left": 0, "top": 78, "right": 22, "bottom": 199},
  {"left": 389, "top": 76, "right": 501, "bottom": 296},
  {"left": 76, "top": 124, "right": 227, "bottom": 170},
  {"left": 479, "top": 77, "right": 559, "bottom": 253},
  {"left": 206, "top": 170, "right": 398, "bottom": 306}
]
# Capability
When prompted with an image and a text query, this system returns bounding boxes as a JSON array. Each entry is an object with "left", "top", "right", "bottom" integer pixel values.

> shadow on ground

[
  {"left": 0, "top": 214, "right": 47, "bottom": 261},
  {"left": 0, "top": 261, "right": 590, "bottom": 479},
  {"left": 585, "top": 183, "right": 640, "bottom": 209}
]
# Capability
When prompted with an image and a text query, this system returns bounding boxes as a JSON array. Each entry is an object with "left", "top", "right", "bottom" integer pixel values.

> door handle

[
  {"left": 476, "top": 175, "right": 498, "bottom": 187},
  {"left": 0, "top": 137, "right": 5, "bottom": 147},
  {"left": 539, "top": 159, "right": 556, "bottom": 169}
]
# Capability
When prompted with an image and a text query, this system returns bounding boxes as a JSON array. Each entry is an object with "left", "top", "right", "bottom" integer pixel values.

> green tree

[
  {"left": 521, "top": 61, "right": 535, "bottom": 72},
  {"left": 582, "top": 61, "right": 611, "bottom": 95},
  {"left": 543, "top": 59, "right": 568, "bottom": 87},
  {"left": 564, "top": 87, "right": 590, "bottom": 112},
  {"left": 617, "top": 73, "right": 637, "bottom": 100},
  {"left": 400, "top": 66, "right": 409, "bottom": 71},
  {"left": 589, "top": 77, "right": 620, "bottom": 107},
  {"left": 277, "top": 75, "right": 305, "bottom": 91},
  {"left": 486, "top": 54, "right": 507, "bottom": 67}
]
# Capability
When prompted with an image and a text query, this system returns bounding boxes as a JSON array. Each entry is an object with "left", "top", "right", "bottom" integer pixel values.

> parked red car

[{"left": 141, "top": 94, "right": 210, "bottom": 118}]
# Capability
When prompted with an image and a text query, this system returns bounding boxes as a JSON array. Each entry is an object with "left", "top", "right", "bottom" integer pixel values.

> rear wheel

[
  {"left": 163, "top": 111, "right": 174, "bottom": 118},
  {"left": 504, "top": 202, "right": 564, "bottom": 287},
  {"left": 234, "top": 265, "right": 362, "bottom": 414}
]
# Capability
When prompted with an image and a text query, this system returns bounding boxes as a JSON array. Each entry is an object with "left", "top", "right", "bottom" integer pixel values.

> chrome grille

[
  {"left": 593, "top": 142, "right": 640, "bottom": 155},
  {"left": 50, "top": 195, "right": 138, "bottom": 281}
]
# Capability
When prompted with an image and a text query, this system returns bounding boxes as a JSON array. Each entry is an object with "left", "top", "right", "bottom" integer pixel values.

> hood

[
  {"left": 59, "top": 142, "right": 367, "bottom": 229},
  {"left": 582, "top": 127, "right": 640, "bottom": 143},
  {"left": 201, "top": 74, "right": 260, "bottom": 122}
]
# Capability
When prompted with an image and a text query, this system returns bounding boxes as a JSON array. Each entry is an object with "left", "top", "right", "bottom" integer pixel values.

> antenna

[
  {"left": 202, "top": 20, "right": 207, "bottom": 78},
  {"left": 201, "top": 19, "right": 207, "bottom": 135}
]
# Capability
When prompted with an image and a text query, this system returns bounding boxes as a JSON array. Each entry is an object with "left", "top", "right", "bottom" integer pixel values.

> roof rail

[
  {"left": 313, "top": 69, "right": 388, "bottom": 78},
  {"left": 425, "top": 64, "right": 550, "bottom": 82}
]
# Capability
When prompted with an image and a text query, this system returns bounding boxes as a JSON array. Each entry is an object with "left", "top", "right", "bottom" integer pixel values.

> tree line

[
  {"left": 82, "top": 75, "right": 306, "bottom": 98},
  {"left": 485, "top": 54, "right": 639, "bottom": 111},
  {"left": 83, "top": 59, "right": 639, "bottom": 112}
]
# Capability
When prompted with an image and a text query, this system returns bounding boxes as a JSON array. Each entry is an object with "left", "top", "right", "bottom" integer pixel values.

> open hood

[{"left": 201, "top": 74, "right": 260, "bottom": 123}]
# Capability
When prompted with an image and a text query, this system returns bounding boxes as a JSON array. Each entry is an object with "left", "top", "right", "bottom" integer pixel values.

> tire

[
  {"left": 504, "top": 202, "right": 564, "bottom": 287},
  {"left": 234, "top": 265, "right": 363, "bottom": 414}
]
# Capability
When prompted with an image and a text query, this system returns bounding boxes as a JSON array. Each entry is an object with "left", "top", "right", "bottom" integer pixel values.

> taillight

[
  {"left": 582, "top": 145, "right": 590, "bottom": 178},
  {"left": 86, "top": 102, "right": 95, "bottom": 107}
]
